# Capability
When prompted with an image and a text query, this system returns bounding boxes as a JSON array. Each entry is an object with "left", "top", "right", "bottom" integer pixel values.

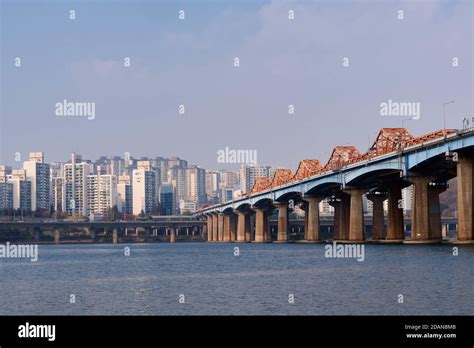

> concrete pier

[
  {"left": 330, "top": 193, "right": 350, "bottom": 241},
  {"left": 457, "top": 156, "right": 474, "bottom": 241},
  {"left": 33, "top": 227, "right": 41, "bottom": 242},
  {"left": 236, "top": 212, "right": 247, "bottom": 242},
  {"left": 428, "top": 183, "right": 447, "bottom": 241},
  {"left": 211, "top": 214, "right": 218, "bottom": 241},
  {"left": 53, "top": 229, "right": 60, "bottom": 244},
  {"left": 253, "top": 207, "right": 267, "bottom": 242},
  {"left": 112, "top": 228, "right": 118, "bottom": 244},
  {"left": 411, "top": 177, "right": 432, "bottom": 241},
  {"left": 223, "top": 215, "right": 231, "bottom": 242},
  {"left": 207, "top": 216, "right": 213, "bottom": 241},
  {"left": 274, "top": 202, "right": 289, "bottom": 242},
  {"left": 170, "top": 228, "right": 176, "bottom": 243},
  {"left": 346, "top": 188, "right": 366, "bottom": 241},
  {"left": 366, "top": 192, "right": 387, "bottom": 241},
  {"left": 229, "top": 214, "right": 237, "bottom": 241},
  {"left": 303, "top": 196, "right": 321, "bottom": 241},
  {"left": 217, "top": 214, "right": 224, "bottom": 242},
  {"left": 386, "top": 183, "right": 404, "bottom": 241}
]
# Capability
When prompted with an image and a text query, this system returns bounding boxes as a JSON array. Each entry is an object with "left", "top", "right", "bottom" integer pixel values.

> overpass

[
  {"left": 0, "top": 218, "right": 206, "bottom": 244},
  {"left": 196, "top": 128, "right": 474, "bottom": 244}
]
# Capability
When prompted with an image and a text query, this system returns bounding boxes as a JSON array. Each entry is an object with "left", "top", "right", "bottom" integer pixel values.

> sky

[{"left": 0, "top": 0, "right": 472, "bottom": 172}]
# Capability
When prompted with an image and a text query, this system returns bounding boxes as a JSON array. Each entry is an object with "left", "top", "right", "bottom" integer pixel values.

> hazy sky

[{"left": 1, "top": 0, "right": 472, "bottom": 171}]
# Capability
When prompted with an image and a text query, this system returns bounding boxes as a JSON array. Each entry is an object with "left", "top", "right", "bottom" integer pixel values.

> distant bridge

[{"left": 0, "top": 218, "right": 206, "bottom": 244}]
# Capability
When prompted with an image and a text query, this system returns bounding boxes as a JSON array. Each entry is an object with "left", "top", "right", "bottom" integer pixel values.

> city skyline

[{"left": 0, "top": 149, "right": 283, "bottom": 217}]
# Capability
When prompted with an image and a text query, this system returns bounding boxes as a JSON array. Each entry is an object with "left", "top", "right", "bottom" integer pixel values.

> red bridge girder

[{"left": 246, "top": 128, "right": 455, "bottom": 195}]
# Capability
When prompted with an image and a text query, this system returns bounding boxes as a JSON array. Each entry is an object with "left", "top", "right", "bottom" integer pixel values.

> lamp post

[{"left": 401, "top": 117, "right": 412, "bottom": 129}]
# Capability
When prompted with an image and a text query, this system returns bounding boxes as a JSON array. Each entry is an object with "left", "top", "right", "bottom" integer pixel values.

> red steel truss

[{"left": 247, "top": 128, "right": 455, "bottom": 194}]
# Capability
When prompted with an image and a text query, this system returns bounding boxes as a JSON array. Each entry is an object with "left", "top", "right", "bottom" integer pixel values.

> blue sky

[{"left": 1, "top": 0, "right": 472, "bottom": 171}]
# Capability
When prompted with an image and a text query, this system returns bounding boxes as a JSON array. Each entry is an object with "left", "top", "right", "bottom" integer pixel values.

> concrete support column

[
  {"left": 252, "top": 207, "right": 266, "bottom": 242},
  {"left": 237, "top": 211, "right": 246, "bottom": 242},
  {"left": 428, "top": 184, "right": 447, "bottom": 241},
  {"left": 90, "top": 227, "right": 96, "bottom": 241},
  {"left": 411, "top": 177, "right": 431, "bottom": 241},
  {"left": 457, "top": 156, "right": 474, "bottom": 241},
  {"left": 223, "top": 215, "right": 231, "bottom": 242},
  {"left": 246, "top": 213, "right": 254, "bottom": 241},
  {"left": 386, "top": 183, "right": 405, "bottom": 240},
  {"left": 264, "top": 208, "right": 273, "bottom": 241},
  {"left": 303, "top": 197, "right": 321, "bottom": 241},
  {"left": 33, "top": 227, "right": 41, "bottom": 242},
  {"left": 229, "top": 214, "right": 237, "bottom": 241},
  {"left": 329, "top": 193, "right": 350, "bottom": 240},
  {"left": 54, "top": 229, "right": 60, "bottom": 244},
  {"left": 366, "top": 193, "right": 387, "bottom": 241},
  {"left": 300, "top": 201, "right": 309, "bottom": 239},
  {"left": 112, "top": 228, "right": 118, "bottom": 244},
  {"left": 274, "top": 202, "right": 289, "bottom": 242},
  {"left": 212, "top": 214, "right": 218, "bottom": 241},
  {"left": 207, "top": 216, "right": 213, "bottom": 241},
  {"left": 345, "top": 188, "right": 366, "bottom": 241},
  {"left": 170, "top": 228, "right": 176, "bottom": 243},
  {"left": 217, "top": 214, "right": 224, "bottom": 242}
]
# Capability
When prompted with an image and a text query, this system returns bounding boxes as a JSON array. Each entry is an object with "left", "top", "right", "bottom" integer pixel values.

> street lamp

[
  {"left": 443, "top": 100, "right": 455, "bottom": 131},
  {"left": 401, "top": 117, "right": 412, "bottom": 129}
]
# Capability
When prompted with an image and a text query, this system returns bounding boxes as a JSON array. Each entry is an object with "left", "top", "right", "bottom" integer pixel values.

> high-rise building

[
  {"left": 168, "top": 157, "right": 187, "bottom": 170},
  {"left": 153, "top": 157, "right": 167, "bottom": 184},
  {"left": 220, "top": 170, "right": 239, "bottom": 189},
  {"left": 23, "top": 152, "right": 50, "bottom": 210},
  {"left": 117, "top": 175, "right": 133, "bottom": 214},
  {"left": 186, "top": 165, "right": 206, "bottom": 205},
  {"left": 132, "top": 169, "right": 156, "bottom": 215},
  {"left": 87, "top": 174, "right": 117, "bottom": 215},
  {"left": 50, "top": 162, "right": 63, "bottom": 209},
  {"left": 109, "top": 156, "right": 125, "bottom": 177},
  {"left": 0, "top": 182, "right": 13, "bottom": 209},
  {"left": 160, "top": 183, "right": 175, "bottom": 215},
  {"left": 168, "top": 166, "right": 187, "bottom": 206},
  {"left": 402, "top": 186, "right": 413, "bottom": 211},
  {"left": 64, "top": 153, "right": 91, "bottom": 216},
  {"left": 0, "top": 165, "right": 12, "bottom": 183},
  {"left": 220, "top": 187, "right": 234, "bottom": 203},
  {"left": 52, "top": 177, "right": 64, "bottom": 212},
  {"left": 205, "top": 171, "right": 220, "bottom": 197},
  {"left": 8, "top": 169, "right": 31, "bottom": 211},
  {"left": 138, "top": 160, "right": 161, "bottom": 206},
  {"left": 240, "top": 165, "right": 271, "bottom": 193},
  {"left": 179, "top": 200, "right": 196, "bottom": 214},
  {"left": 319, "top": 199, "right": 334, "bottom": 216}
]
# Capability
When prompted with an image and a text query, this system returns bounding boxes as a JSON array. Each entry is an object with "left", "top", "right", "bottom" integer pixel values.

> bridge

[
  {"left": 0, "top": 217, "right": 206, "bottom": 244},
  {"left": 196, "top": 128, "right": 474, "bottom": 244}
]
